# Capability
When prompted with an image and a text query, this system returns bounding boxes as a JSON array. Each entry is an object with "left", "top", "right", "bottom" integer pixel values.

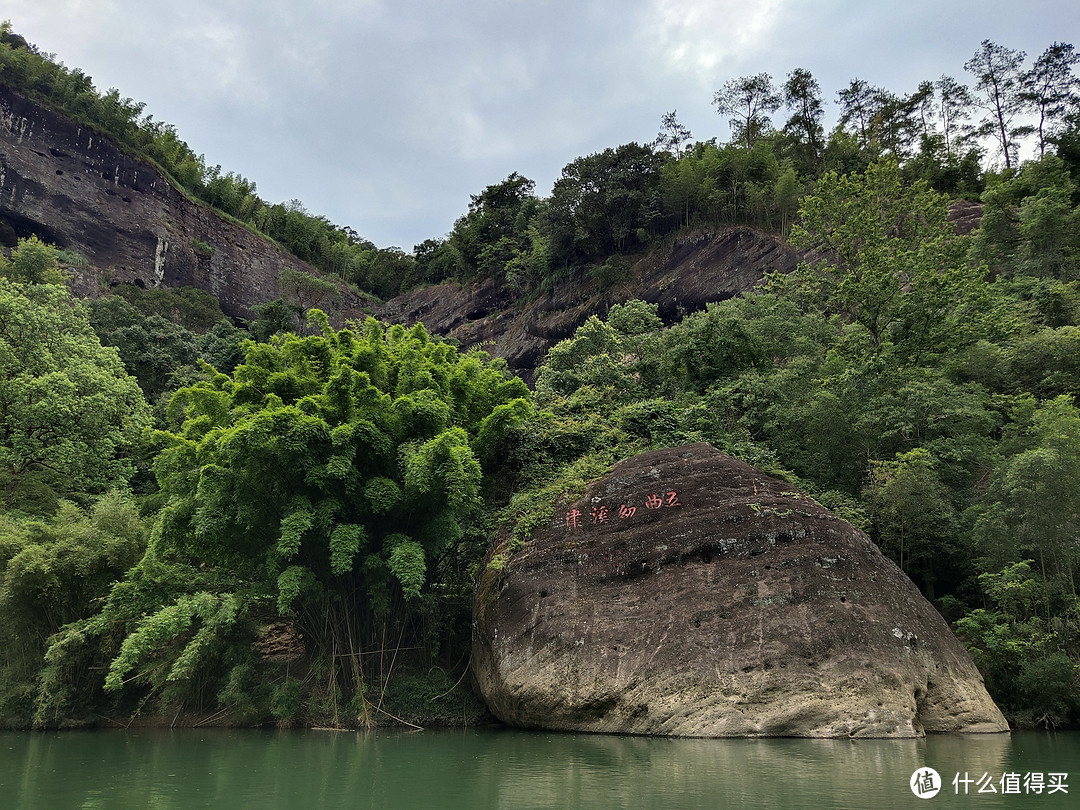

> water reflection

[{"left": 1, "top": 728, "right": 1074, "bottom": 809}]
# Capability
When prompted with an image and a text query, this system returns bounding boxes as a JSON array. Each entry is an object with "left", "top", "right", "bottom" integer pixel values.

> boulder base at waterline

[{"left": 472, "top": 443, "right": 1008, "bottom": 737}]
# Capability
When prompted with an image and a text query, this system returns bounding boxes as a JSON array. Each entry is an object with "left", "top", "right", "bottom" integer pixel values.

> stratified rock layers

[
  {"left": 473, "top": 443, "right": 1008, "bottom": 737},
  {"left": 376, "top": 227, "right": 801, "bottom": 381},
  {"left": 0, "top": 85, "right": 356, "bottom": 320}
]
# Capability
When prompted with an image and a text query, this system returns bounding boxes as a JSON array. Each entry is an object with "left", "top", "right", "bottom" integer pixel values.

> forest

[{"left": 0, "top": 24, "right": 1079, "bottom": 730}]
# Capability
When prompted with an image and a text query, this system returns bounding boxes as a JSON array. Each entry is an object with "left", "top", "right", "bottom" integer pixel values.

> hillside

[
  {"left": 1, "top": 80, "right": 804, "bottom": 376},
  {"left": 377, "top": 226, "right": 799, "bottom": 379},
  {"left": 0, "top": 84, "right": 366, "bottom": 321},
  {"left": 1, "top": 25, "right": 1079, "bottom": 735}
]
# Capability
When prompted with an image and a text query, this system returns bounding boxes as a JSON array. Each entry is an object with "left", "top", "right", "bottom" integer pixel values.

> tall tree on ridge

[
  {"left": 783, "top": 68, "right": 825, "bottom": 167},
  {"left": 1022, "top": 42, "right": 1080, "bottom": 157},
  {"left": 653, "top": 110, "right": 693, "bottom": 157},
  {"left": 837, "top": 78, "right": 885, "bottom": 149},
  {"left": 873, "top": 89, "right": 922, "bottom": 160},
  {"left": 965, "top": 40, "right": 1029, "bottom": 169},
  {"left": 935, "top": 75, "right": 976, "bottom": 158},
  {"left": 714, "top": 73, "right": 782, "bottom": 149}
]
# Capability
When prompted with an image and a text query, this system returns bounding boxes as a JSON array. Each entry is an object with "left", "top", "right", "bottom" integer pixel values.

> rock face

[
  {"left": 0, "top": 84, "right": 360, "bottom": 321},
  {"left": 473, "top": 443, "right": 1008, "bottom": 737},
  {"left": 378, "top": 227, "right": 800, "bottom": 382}
]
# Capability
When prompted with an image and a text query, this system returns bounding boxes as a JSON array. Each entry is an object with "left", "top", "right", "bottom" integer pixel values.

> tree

[
  {"left": 836, "top": 78, "right": 884, "bottom": 148},
  {"left": 904, "top": 79, "right": 981, "bottom": 195},
  {"left": 908, "top": 81, "right": 937, "bottom": 141},
  {"left": 276, "top": 267, "right": 340, "bottom": 329},
  {"left": 95, "top": 88, "right": 145, "bottom": 142},
  {"left": 0, "top": 493, "right": 146, "bottom": 724},
  {"left": 965, "top": 40, "right": 1029, "bottom": 169},
  {"left": 713, "top": 139, "right": 781, "bottom": 226},
  {"left": 653, "top": 110, "right": 693, "bottom": 157},
  {"left": 934, "top": 75, "right": 976, "bottom": 159},
  {"left": 782, "top": 68, "right": 825, "bottom": 168},
  {"left": 658, "top": 145, "right": 712, "bottom": 228},
  {"left": 967, "top": 396, "right": 1080, "bottom": 606},
  {"left": 79, "top": 317, "right": 529, "bottom": 720},
  {"left": 1022, "top": 42, "right": 1080, "bottom": 157},
  {"left": 549, "top": 143, "right": 663, "bottom": 259},
  {"left": 872, "top": 89, "right": 921, "bottom": 160},
  {"left": 536, "top": 300, "right": 664, "bottom": 404},
  {"left": 774, "top": 166, "right": 800, "bottom": 236},
  {"left": 0, "top": 235, "right": 65, "bottom": 284},
  {"left": 441, "top": 173, "right": 541, "bottom": 284},
  {"left": 971, "top": 155, "right": 1080, "bottom": 281},
  {"left": 714, "top": 73, "right": 782, "bottom": 150},
  {"left": 1017, "top": 184, "right": 1080, "bottom": 280},
  {"left": 87, "top": 295, "right": 200, "bottom": 403},
  {"left": 0, "top": 280, "right": 150, "bottom": 504},
  {"left": 865, "top": 447, "right": 958, "bottom": 597},
  {"left": 781, "top": 159, "right": 984, "bottom": 355},
  {"left": 659, "top": 302, "right": 766, "bottom": 394}
]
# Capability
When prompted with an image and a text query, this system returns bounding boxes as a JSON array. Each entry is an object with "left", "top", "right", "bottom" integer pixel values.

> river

[{"left": 1, "top": 728, "right": 1076, "bottom": 808}]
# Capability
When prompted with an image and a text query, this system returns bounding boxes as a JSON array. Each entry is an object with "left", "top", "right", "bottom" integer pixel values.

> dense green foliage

[
  {"left": 87, "top": 288, "right": 247, "bottom": 408},
  {"left": 29, "top": 312, "right": 529, "bottom": 727},
  {"left": 0, "top": 278, "right": 150, "bottom": 510},
  {"left": 0, "top": 492, "right": 146, "bottom": 725}
]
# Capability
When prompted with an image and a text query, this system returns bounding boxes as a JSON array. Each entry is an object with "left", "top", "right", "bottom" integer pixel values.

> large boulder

[{"left": 473, "top": 443, "right": 1008, "bottom": 737}]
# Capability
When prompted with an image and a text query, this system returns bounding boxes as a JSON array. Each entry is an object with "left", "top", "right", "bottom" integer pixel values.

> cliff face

[
  {"left": 473, "top": 443, "right": 1008, "bottom": 738},
  {"left": 377, "top": 226, "right": 800, "bottom": 381},
  {"left": 0, "top": 84, "right": 338, "bottom": 321}
]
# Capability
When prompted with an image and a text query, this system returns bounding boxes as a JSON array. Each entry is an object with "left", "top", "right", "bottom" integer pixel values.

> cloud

[{"left": 641, "top": 0, "right": 788, "bottom": 83}]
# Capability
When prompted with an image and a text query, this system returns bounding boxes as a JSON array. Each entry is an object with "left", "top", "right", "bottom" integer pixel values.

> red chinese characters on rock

[
  {"left": 565, "top": 508, "right": 582, "bottom": 529},
  {"left": 565, "top": 491, "right": 681, "bottom": 531},
  {"left": 644, "top": 490, "right": 680, "bottom": 510}
]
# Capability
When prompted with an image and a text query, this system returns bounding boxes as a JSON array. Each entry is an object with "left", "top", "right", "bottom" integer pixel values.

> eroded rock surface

[
  {"left": 473, "top": 443, "right": 1008, "bottom": 737},
  {"left": 377, "top": 227, "right": 800, "bottom": 382},
  {"left": 0, "top": 85, "right": 363, "bottom": 321}
]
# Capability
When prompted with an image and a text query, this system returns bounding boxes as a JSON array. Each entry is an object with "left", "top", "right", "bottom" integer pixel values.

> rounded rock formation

[{"left": 473, "top": 443, "right": 1008, "bottom": 737}]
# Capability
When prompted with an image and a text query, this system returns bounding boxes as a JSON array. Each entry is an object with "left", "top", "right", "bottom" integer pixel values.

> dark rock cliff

[
  {"left": 0, "top": 84, "right": 361, "bottom": 321},
  {"left": 473, "top": 443, "right": 1008, "bottom": 738},
  {"left": 377, "top": 227, "right": 800, "bottom": 381}
]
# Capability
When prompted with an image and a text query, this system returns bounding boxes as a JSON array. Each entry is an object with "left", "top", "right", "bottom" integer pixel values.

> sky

[{"left": 4, "top": 1, "right": 1078, "bottom": 250}]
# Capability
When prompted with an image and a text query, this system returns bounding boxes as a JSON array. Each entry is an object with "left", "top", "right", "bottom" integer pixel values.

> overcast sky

[{"left": 5, "top": 1, "right": 1078, "bottom": 250}]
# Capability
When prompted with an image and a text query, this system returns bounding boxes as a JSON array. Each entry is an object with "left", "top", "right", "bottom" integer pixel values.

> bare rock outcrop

[
  {"left": 0, "top": 84, "right": 362, "bottom": 321},
  {"left": 473, "top": 443, "right": 1008, "bottom": 738},
  {"left": 378, "top": 227, "right": 800, "bottom": 381},
  {"left": 947, "top": 199, "right": 984, "bottom": 235}
]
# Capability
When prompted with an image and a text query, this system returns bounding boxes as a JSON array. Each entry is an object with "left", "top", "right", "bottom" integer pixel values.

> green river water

[{"left": 0, "top": 728, "right": 1076, "bottom": 809}]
